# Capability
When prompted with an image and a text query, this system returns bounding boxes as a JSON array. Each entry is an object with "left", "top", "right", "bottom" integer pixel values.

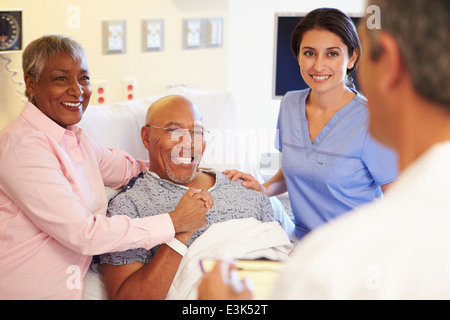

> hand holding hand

[{"left": 169, "top": 188, "right": 213, "bottom": 234}]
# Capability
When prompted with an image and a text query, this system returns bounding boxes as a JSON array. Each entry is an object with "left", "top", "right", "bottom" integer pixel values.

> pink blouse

[{"left": 0, "top": 102, "right": 175, "bottom": 299}]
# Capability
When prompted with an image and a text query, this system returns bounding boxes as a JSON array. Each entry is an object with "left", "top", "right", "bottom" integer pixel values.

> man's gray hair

[
  {"left": 22, "top": 35, "right": 87, "bottom": 98},
  {"left": 367, "top": 0, "right": 450, "bottom": 107}
]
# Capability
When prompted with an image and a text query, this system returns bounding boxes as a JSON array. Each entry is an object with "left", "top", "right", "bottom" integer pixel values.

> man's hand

[
  {"left": 175, "top": 231, "right": 194, "bottom": 244},
  {"left": 169, "top": 188, "right": 213, "bottom": 234}
]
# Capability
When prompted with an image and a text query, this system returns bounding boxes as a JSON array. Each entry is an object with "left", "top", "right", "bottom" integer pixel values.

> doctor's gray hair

[
  {"left": 22, "top": 35, "right": 87, "bottom": 98},
  {"left": 366, "top": 0, "right": 450, "bottom": 107}
]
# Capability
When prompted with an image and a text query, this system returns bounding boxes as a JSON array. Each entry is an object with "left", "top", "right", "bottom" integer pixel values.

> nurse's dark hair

[
  {"left": 290, "top": 8, "right": 361, "bottom": 89},
  {"left": 22, "top": 35, "right": 87, "bottom": 99}
]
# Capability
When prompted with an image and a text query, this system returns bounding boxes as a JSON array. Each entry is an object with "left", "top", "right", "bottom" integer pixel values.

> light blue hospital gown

[
  {"left": 99, "top": 169, "right": 276, "bottom": 266},
  {"left": 275, "top": 89, "right": 398, "bottom": 239}
]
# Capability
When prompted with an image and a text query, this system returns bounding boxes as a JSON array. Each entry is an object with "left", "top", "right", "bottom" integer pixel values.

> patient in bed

[{"left": 98, "top": 95, "right": 287, "bottom": 299}]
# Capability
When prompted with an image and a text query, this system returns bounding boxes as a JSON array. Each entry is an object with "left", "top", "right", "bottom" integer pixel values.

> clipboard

[{"left": 200, "top": 259, "right": 283, "bottom": 300}]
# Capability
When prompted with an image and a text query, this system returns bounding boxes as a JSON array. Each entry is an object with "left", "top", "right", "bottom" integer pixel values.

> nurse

[{"left": 225, "top": 8, "right": 398, "bottom": 239}]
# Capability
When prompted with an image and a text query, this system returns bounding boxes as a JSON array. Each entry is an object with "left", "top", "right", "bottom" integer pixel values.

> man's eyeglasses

[{"left": 145, "top": 125, "right": 208, "bottom": 140}]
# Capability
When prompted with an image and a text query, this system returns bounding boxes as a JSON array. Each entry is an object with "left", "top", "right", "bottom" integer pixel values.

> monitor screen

[{"left": 272, "top": 13, "right": 363, "bottom": 99}]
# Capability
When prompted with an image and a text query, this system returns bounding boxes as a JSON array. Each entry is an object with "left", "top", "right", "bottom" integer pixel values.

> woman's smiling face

[
  {"left": 25, "top": 53, "right": 92, "bottom": 128},
  {"left": 298, "top": 28, "right": 358, "bottom": 94}
]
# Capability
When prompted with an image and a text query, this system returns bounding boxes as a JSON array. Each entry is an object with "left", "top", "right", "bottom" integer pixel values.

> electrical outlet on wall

[
  {"left": 102, "top": 20, "right": 126, "bottom": 54},
  {"left": 92, "top": 80, "right": 108, "bottom": 105},
  {"left": 183, "top": 19, "right": 203, "bottom": 49},
  {"left": 142, "top": 19, "right": 164, "bottom": 51},
  {"left": 206, "top": 18, "right": 223, "bottom": 47},
  {"left": 122, "top": 77, "right": 137, "bottom": 101},
  {"left": 182, "top": 17, "right": 223, "bottom": 49}
]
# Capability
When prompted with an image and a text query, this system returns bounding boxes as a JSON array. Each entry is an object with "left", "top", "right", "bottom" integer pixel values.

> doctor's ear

[{"left": 376, "top": 32, "right": 406, "bottom": 91}]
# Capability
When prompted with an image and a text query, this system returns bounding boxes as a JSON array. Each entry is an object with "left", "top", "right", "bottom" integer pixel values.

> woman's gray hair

[
  {"left": 366, "top": 0, "right": 450, "bottom": 107},
  {"left": 22, "top": 35, "right": 87, "bottom": 98}
]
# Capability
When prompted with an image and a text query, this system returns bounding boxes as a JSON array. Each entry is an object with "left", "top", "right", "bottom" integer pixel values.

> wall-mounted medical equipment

[{"left": 0, "top": 9, "right": 22, "bottom": 54}]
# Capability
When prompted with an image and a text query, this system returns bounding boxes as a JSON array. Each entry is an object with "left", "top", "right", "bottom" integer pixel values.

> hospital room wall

[
  {"left": 0, "top": 0, "right": 367, "bottom": 152},
  {"left": 0, "top": 0, "right": 229, "bottom": 129}
]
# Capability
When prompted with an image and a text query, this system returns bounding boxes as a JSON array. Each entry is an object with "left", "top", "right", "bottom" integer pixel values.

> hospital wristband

[{"left": 165, "top": 238, "right": 188, "bottom": 256}]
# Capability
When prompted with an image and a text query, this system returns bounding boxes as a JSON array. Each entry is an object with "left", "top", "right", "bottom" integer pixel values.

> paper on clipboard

[{"left": 200, "top": 259, "right": 283, "bottom": 300}]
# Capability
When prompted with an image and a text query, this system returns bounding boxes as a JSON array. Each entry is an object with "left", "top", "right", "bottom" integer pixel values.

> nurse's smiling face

[
  {"left": 298, "top": 28, "right": 358, "bottom": 94},
  {"left": 25, "top": 53, "right": 92, "bottom": 128}
]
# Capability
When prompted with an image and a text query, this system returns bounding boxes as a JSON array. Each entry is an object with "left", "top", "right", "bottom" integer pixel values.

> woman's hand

[
  {"left": 223, "top": 170, "right": 267, "bottom": 195},
  {"left": 197, "top": 260, "right": 253, "bottom": 300}
]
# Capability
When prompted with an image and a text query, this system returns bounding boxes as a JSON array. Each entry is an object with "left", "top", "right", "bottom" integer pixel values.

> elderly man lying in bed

[{"left": 98, "top": 95, "right": 292, "bottom": 299}]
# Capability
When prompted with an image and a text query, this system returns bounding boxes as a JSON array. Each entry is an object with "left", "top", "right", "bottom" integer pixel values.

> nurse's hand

[{"left": 223, "top": 170, "right": 267, "bottom": 195}]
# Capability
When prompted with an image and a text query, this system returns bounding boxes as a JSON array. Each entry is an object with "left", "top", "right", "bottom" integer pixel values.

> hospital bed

[{"left": 77, "top": 87, "right": 294, "bottom": 299}]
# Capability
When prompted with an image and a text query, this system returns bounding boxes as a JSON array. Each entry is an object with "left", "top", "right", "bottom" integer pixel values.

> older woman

[{"left": 0, "top": 35, "right": 212, "bottom": 299}]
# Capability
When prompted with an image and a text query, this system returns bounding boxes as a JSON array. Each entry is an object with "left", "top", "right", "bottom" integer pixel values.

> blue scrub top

[{"left": 275, "top": 89, "right": 398, "bottom": 239}]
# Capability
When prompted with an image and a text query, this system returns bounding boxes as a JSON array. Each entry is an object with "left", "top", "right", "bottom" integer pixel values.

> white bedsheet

[
  {"left": 167, "top": 218, "right": 293, "bottom": 300},
  {"left": 82, "top": 218, "right": 292, "bottom": 300}
]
